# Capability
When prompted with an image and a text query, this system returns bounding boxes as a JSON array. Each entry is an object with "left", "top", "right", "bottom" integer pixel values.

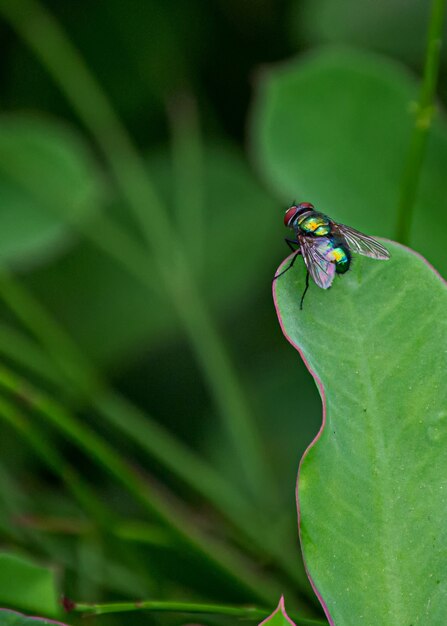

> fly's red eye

[
  {"left": 284, "top": 206, "right": 298, "bottom": 227},
  {"left": 297, "top": 202, "right": 314, "bottom": 210}
]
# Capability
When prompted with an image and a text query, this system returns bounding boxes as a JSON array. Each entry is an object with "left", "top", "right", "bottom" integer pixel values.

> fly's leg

[
  {"left": 285, "top": 238, "right": 300, "bottom": 253},
  {"left": 300, "top": 270, "right": 310, "bottom": 310},
  {"left": 273, "top": 239, "right": 301, "bottom": 281}
]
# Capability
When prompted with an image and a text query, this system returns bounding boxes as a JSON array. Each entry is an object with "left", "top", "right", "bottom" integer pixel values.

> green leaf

[
  {"left": 0, "top": 553, "right": 59, "bottom": 617},
  {"left": 148, "top": 142, "right": 278, "bottom": 305},
  {"left": 251, "top": 48, "right": 447, "bottom": 275},
  {"left": 0, "top": 114, "right": 103, "bottom": 268},
  {"left": 274, "top": 242, "right": 447, "bottom": 624},
  {"left": 259, "top": 597, "right": 297, "bottom": 626},
  {"left": 0, "top": 610, "right": 69, "bottom": 626}
]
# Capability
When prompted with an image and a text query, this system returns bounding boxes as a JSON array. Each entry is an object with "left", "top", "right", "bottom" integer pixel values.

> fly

[{"left": 274, "top": 202, "right": 390, "bottom": 309}]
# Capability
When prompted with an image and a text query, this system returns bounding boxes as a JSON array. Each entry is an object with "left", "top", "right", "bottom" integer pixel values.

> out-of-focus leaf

[
  {"left": 259, "top": 597, "right": 297, "bottom": 626},
  {"left": 291, "top": 0, "right": 447, "bottom": 67},
  {"left": 26, "top": 143, "right": 278, "bottom": 368},
  {"left": 0, "top": 610, "right": 68, "bottom": 626},
  {"left": 0, "top": 553, "right": 59, "bottom": 617},
  {"left": 0, "top": 115, "right": 103, "bottom": 268},
  {"left": 274, "top": 242, "right": 447, "bottom": 625},
  {"left": 207, "top": 350, "right": 320, "bottom": 505},
  {"left": 251, "top": 48, "right": 447, "bottom": 276},
  {"left": 150, "top": 142, "right": 279, "bottom": 303}
]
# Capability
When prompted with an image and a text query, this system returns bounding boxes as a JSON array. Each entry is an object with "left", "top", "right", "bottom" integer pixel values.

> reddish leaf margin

[
  {"left": 0, "top": 609, "right": 69, "bottom": 625},
  {"left": 258, "top": 596, "right": 297, "bottom": 626}
]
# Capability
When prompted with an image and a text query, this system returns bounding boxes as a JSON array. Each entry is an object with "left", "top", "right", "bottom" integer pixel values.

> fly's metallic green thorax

[{"left": 295, "top": 211, "right": 331, "bottom": 237}]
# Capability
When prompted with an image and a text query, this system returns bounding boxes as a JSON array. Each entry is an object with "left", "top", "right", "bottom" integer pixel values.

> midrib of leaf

[
  {"left": 347, "top": 295, "right": 402, "bottom": 622},
  {"left": 305, "top": 347, "right": 397, "bottom": 620},
  {"left": 322, "top": 282, "right": 440, "bottom": 623}
]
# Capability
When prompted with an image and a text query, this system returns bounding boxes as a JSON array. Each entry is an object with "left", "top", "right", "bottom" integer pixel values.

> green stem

[
  {"left": 0, "top": 394, "right": 171, "bottom": 548},
  {"left": 72, "top": 599, "right": 326, "bottom": 625},
  {"left": 168, "top": 92, "right": 205, "bottom": 270},
  {"left": 0, "top": 0, "right": 272, "bottom": 504},
  {"left": 0, "top": 394, "right": 161, "bottom": 591},
  {"left": 0, "top": 266, "right": 98, "bottom": 396},
  {"left": 0, "top": 512, "right": 152, "bottom": 601},
  {"left": 0, "top": 394, "right": 114, "bottom": 529},
  {"left": 13, "top": 514, "right": 172, "bottom": 547},
  {"left": 0, "top": 322, "right": 64, "bottom": 389},
  {"left": 0, "top": 363, "right": 286, "bottom": 606},
  {"left": 395, "top": 0, "right": 447, "bottom": 244}
]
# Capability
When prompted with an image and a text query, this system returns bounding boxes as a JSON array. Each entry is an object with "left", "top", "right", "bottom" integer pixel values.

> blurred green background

[{"left": 0, "top": 0, "right": 445, "bottom": 624}]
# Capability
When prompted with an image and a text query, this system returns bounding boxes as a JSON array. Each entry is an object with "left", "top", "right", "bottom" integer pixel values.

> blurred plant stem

[
  {"left": 0, "top": 393, "right": 172, "bottom": 550},
  {"left": 0, "top": 0, "right": 273, "bottom": 508},
  {"left": 168, "top": 92, "right": 205, "bottom": 271},
  {"left": 0, "top": 266, "right": 243, "bottom": 525},
  {"left": 72, "top": 599, "right": 326, "bottom": 625},
  {"left": 395, "top": 0, "right": 446, "bottom": 245},
  {"left": 0, "top": 462, "right": 155, "bottom": 598},
  {"left": 0, "top": 363, "right": 294, "bottom": 607},
  {"left": 0, "top": 268, "right": 309, "bottom": 598},
  {"left": 0, "top": 393, "right": 120, "bottom": 530},
  {"left": 14, "top": 515, "right": 172, "bottom": 548},
  {"left": 0, "top": 414, "right": 158, "bottom": 593}
]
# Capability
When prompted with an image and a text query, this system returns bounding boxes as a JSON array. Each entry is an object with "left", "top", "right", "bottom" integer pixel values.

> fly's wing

[
  {"left": 331, "top": 223, "right": 390, "bottom": 260},
  {"left": 299, "top": 235, "right": 336, "bottom": 289}
]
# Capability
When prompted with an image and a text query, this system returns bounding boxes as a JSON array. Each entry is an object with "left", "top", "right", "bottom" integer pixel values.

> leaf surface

[
  {"left": 0, "top": 610, "right": 68, "bottom": 626},
  {"left": 274, "top": 242, "right": 447, "bottom": 625},
  {"left": 0, "top": 553, "right": 59, "bottom": 617}
]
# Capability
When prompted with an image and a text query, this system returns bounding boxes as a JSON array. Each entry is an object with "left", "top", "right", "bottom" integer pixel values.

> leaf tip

[{"left": 258, "top": 596, "right": 297, "bottom": 626}]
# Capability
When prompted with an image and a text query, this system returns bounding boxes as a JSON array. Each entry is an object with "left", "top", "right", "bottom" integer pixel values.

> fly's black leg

[
  {"left": 273, "top": 241, "right": 301, "bottom": 281},
  {"left": 285, "top": 238, "right": 300, "bottom": 253},
  {"left": 300, "top": 270, "right": 310, "bottom": 310}
]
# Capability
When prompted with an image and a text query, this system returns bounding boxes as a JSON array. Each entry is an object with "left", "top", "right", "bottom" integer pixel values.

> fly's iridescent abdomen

[{"left": 312, "top": 237, "right": 351, "bottom": 274}]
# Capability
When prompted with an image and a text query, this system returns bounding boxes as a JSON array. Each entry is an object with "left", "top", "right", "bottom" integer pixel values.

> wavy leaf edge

[{"left": 272, "top": 239, "right": 446, "bottom": 626}]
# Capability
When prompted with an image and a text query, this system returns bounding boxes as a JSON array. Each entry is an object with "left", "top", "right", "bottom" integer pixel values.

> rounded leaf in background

[{"left": 0, "top": 115, "right": 104, "bottom": 268}]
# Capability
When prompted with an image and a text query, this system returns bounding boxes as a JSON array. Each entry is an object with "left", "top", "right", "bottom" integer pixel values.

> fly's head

[{"left": 283, "top": 202, "right": 314, "bottom": 229}]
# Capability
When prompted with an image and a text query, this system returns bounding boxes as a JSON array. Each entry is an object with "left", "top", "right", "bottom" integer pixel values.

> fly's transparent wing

[
  {"left": 299, "top": 235, "right": 336, "bottom": 289},
  {"left": 332, "top": 223, "right": 390, "bottom": 260}
]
